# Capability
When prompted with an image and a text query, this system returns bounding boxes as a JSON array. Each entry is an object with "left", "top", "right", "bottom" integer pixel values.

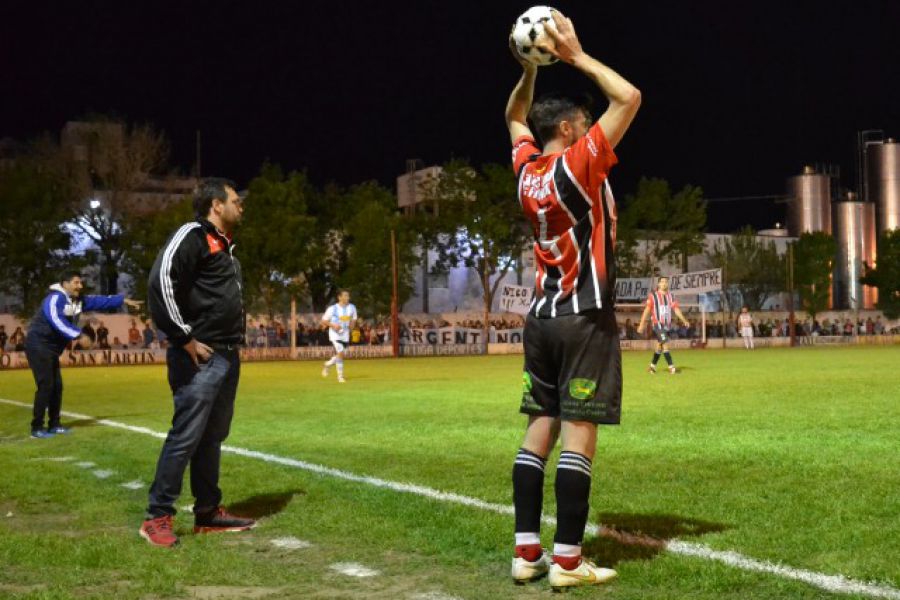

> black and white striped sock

[
  {"left": 513, "top": 448, "right": 546, "bottom": 541},
  {"left": 554, "top": 451, "right": 593, "bottom": 549}
]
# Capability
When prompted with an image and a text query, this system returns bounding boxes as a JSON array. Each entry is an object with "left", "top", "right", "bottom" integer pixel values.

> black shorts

[
  {"left": 520, "top": 309, "right": 621, "bottom": 425},
  {"left": 652, "top": 325, "right": 670, "bottom": 344}
]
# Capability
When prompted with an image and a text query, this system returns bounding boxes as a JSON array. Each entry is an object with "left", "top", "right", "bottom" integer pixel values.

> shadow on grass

[
  {"left": 228, "top": 490, "right": 306, "bottom": 519},
  {"left": 583, "top": 512, "right": 729, "bottom": 567}
]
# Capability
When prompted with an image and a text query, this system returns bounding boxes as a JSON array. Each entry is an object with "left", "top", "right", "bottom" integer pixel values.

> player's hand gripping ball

[{"left": 511, "top": 6, "right": 559, "bottom": 67}]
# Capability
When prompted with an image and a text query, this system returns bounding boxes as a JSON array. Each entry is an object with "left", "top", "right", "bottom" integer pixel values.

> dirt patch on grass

[
  {"left": 0, "top": 583, "right": 47, "bottom": 594},
  {"left": 187, "top": 586, "right": 282, "bottom": 599}
]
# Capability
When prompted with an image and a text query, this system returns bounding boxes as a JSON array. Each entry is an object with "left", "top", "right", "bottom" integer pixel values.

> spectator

[
  {"left": 874, "top": 316, "right": 885, "bottom": 335},
  {"left": 155, "top": 324, "right": 168, "bottom": 349},
  {"left": 255, "top": 322, "right": 267, "bottom": 348},
  {"left": 81, "top": 319, "right": 97, "bottom": 344},
  {"left": 142, "top": 321, "right": 155, "bottom": 348},
  {"left": 246, "top": 319, "right": 259, "bottom": 346},
  {"left": 11, "top": 326, "right": 26, "bottom": 351},
  {"left": 128, "top": 319, "right": 142, "bottom": 347},
  {"left": 0, "top": 324, "right": 7, "bottom": 352},
  {"left": 96, "top": 320, "right": 110, "bottom": 349},
  {"left": 112, "top": 336, "right": 126, "bottom": 349}
]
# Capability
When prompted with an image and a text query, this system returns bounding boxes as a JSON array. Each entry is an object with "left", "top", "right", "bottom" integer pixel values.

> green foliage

[
  {"left": 792, "top": 231, "right": 835, "bottom": 319},
  {"left": 240, "top": 164, "right": 317, "bottom": 317},
  {"left": 617, "top": 177, "right": 707, "bottom": 276},
  {"left": 861, "top": 229, "right": 900, "bottom": 319},
  {"left": 706, "top": 227, "right": 786, "bottom": 310},
  {"left": 119, "top": 196, "right": 193, "bottom": 310},
  {"left": 421, "top": 160, "right": 530, "bottom": 311},
  {"left": 0, "top": 164, "right": 73, "bottom": 318},
  {"left": 338, "top": 182, "right": 416, "bottom": 317}
]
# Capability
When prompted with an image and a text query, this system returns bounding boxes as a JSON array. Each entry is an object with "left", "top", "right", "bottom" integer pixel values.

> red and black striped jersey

[
  {"left": 646, "top": 291, "right": 679, "bottom": 327},
  {"left": 512, "top": 122, "right": 618, "bottom": 318}
]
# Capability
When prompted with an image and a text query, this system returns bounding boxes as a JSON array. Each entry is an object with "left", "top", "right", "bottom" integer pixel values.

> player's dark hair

[
  {"left": 528, "top": 92, "right": 593, "bottom": 145},
  {"left": 60, "top": 271, "right": 83, "bottom": 284},
  {"left": 193, "top": 177, "right": 237, "bottom": 219},
  {"left": 337, "top": 289, "right": 350, "bottom": 297}
]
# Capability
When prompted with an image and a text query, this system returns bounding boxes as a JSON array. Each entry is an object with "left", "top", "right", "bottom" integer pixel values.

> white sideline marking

[
  {"left": 92, "top": 469, "right": 115, "bottom": 479},
  {"left": 270, "top": 537, "right": 312, "bottom": 550},
  {"left": 120, "top": 480, "right": 144, "bottom": 490},
  {"left": 74, "top": 461, "right": 96, "bottom": 468},
  {"left": 330, "top": 562, "right": 379, "bottom": 578},
  {"left": 409, "top": 593, "right": 463, "bottom": 600},
  {"left": 1, "top": 398, "right": 898, "bottom": 599},
  {"left": 29, "top": 456, "right": 75, "bottom": 462}
]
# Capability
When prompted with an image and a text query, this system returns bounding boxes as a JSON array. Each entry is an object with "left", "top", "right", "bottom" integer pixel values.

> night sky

[{"left": 2, "top": 1, "right": 898, "bottom": 232}]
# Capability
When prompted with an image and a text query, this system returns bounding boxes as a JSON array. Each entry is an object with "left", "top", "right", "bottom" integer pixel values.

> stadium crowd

[{"left": 0, "top": 314, "right": 896, "bottom": 353}]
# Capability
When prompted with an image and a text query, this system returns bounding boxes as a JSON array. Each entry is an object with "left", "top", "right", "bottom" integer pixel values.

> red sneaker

[
  {"left": 193, "top": 506, "right": 256, "bottom": 534},
  {"left": 140, "top": 515, "right": 179, "bottom": 547}
]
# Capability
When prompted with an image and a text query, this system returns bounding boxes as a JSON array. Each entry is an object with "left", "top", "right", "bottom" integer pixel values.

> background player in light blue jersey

[{"left": 320, "top": 289, "right": 357, "bottom": 383}]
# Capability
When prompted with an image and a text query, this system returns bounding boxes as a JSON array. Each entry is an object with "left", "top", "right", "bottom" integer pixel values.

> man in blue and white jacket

[{"left": 25, "top": 271, "right": 141, "bottom": 438}]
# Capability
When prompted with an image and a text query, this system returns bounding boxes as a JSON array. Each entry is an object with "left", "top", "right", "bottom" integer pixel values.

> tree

[
  {"left": 616, "top": 177, "right": 706, "bottom": 275},
  {"left": 0, "top": 164, "right": 74, "bottom": 318},
  {"left": 792, "top": 231, "right": 835, "bottom": 319},
  {"left": 119, "top": 196, "right": 194, "bottom": 308},
  {"left": 706, "top": 227, "right": 785, "bottom": 310},
  {"left": 339, "top": 182, "right": 416, "bottom": 316},
  {"left": 422, "top": 160, "right": 531, "bottom": 317},
  {"left": 240, "top": 164, "right": 317, "bottom": 318},
  {"left": 35, "top": 119, "right": 170, "bottom": 295},
  {"left": 861, "top": 229, "right": 900, "bottom": 319}
]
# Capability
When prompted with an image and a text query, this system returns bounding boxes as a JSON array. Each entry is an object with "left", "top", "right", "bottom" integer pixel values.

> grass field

[{"left": 0, "top": 346, "right": 898, "bottom": 599}]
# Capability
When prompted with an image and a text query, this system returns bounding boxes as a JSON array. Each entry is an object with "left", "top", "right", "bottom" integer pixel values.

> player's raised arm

[
  {"left": 505, "top": 36, "right": 538, "bottom": 144},
  {"left": 542, "top": 11, "right": 641, "bottom": 149}
]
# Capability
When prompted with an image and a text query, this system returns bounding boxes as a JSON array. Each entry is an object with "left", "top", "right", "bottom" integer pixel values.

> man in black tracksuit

[{"left": 140, "top": 178, "right": 254, "bottom": 547}]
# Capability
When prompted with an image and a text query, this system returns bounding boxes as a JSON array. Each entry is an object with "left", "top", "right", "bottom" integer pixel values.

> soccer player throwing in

[
  {"left": 637, "top": 276, "right": 690, "bottom": 374},
  {"left": 738, "top": 305, "right": 755, "bottom": 350},
  {"left": 505, "top": 10, "right": 641, "bottom": 590},
  {"left": 321, "top": 289, "right": 357, "bottom": 383}
]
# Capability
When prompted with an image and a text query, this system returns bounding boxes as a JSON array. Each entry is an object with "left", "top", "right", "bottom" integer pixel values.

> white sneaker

[
  {"left": 548, "top": 559, "right": 617, "bottom": 589},
  {"left": 669, "top": 365, "right": 677, "bottom": 374},
  {"left": 321, "top": 363, "right": 329, "bottom": 378},
  {"left": 511, "top": 551, "right": 550, "bottom": 583},
  {"left": 337, "top": 377, "right": 346, "bottom": 383}
]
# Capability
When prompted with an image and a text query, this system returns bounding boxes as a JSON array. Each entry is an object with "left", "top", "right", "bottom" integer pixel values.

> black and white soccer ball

[{"left": 512, "top": 6, "right": 559, "bottom": 67}]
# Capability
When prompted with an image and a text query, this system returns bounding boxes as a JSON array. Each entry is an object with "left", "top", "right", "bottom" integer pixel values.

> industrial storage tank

[
  {"left": 866, "top": 138, "right": 900, "bottom": 234},
  {"left": 833, "top": 197, "right": 877, "bottom": 309},
  {"left": 787, "top": 166, "right": 832, "bottom": 235}
]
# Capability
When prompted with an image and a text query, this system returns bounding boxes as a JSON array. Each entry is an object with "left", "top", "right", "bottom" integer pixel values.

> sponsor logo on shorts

[{"left": 568, "top": 378, "right": 597, "bottom": 401}]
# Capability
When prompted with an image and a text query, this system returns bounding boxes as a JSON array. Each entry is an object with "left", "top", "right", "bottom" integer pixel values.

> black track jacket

[{"left": 148, "top": 219, "right": 244, "bottom": 348}]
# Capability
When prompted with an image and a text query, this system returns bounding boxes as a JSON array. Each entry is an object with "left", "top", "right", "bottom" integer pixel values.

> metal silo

[
  {"left": 866, "top": 139, "right": 900, "bottom": 234},
  {"left": 787, "top": 166, "right": 832, "bottom": 236},
  {"left": 833, "top": 198, "right": 877, "bottom": 309}
]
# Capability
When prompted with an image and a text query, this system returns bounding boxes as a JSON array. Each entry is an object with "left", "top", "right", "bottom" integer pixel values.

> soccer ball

[{"left": 511, "top": 6, "right": 559, "bottom": 67}]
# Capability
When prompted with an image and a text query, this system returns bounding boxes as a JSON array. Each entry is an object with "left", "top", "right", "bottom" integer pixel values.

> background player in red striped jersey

[
  {"left": 504, "top": 9, "right": 641, "bottom": 590},
  {"left": 636, "top": 276, "right": 690, "bottom": 374}
]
